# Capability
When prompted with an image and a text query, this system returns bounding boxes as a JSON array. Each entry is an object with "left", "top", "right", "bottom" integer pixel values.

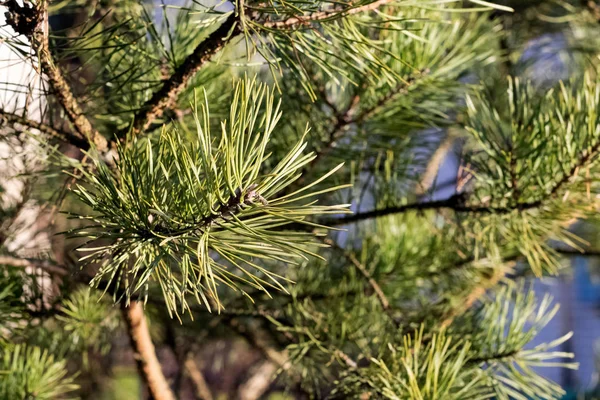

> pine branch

[
  {"left": 467, "top": 348, "right": 520, "bottom": 365},
  {"left": 328, "top": 136, "right": 600, "bottom": 226},
  {"left": 547, "top": 139, "right": 600, "bottom": 200},
  {"left": 261, "top": 0, "right": 394, "bottom": 29},
  {"left": 121, "top": 301, "right": 176, "bottom": 400},
  {"left": 126, "top": 13, "right": 240, "bottom": 136},
  {"left": 0, "top": 108, "right": 86, "bottom": 148},
  {"left": 4, "top": 0, "right": 109, "bottom": 152},
  {"left": 323, "top": 194, "right": 539, "bottom": 226}
]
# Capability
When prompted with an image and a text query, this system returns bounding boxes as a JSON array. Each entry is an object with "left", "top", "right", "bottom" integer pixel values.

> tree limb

[
  {"left": 238, "top": 360, "right": 278, "bottom": 400},
  {"left": 0, "top": 255, "right": 69, "bottom": 277},
  {"left": 5, "top": 0, "right": 109, "bottom": 151},
  {"left": 0, "top": 108, "right": 87, "bottom": 148},
  {"left": 327, "top": 138, "right": 600, "bottom": 226},
  {"left": 185, "top": 357, "right": 214, "bottom": 400},
  {"left": 121, "top": 301, "right": 176, "bottom": 400},
  {"left": 323, "top": 193, "right": 543, "bottom": 226}
]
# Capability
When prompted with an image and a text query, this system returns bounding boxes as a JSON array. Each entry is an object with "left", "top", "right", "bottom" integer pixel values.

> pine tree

[{"left": 1, "top": 0, "right": 600, "bottom": 399}]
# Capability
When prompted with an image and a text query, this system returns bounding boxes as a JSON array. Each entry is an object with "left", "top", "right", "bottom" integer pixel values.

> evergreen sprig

[
  {"left": 0, "top": 345, "right": 78, "bottom": 400},
  {"left": 69, "top": 78, "right": 350, "bottom": 316}
]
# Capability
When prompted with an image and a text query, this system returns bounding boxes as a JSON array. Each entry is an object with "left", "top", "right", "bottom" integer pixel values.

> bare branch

[
  {"left": 238, "top": 361, "right": 278, "bottom": 400},
  {"left": 322, "top": 237, "right": 389, "bottom": 310},
  {"left": 121, "top": 301, "right": 176, "bottom": 400},
  {"left": 184, "top": 357, "right": 214, "bottom": 400},
  {"left": 0, "top": 108, "right": 86, "bottom": 148},
  {"left": 323, "top": 193, "right": 545, "bottom": 226},
  {"left": 0, "top": 255, "right": 69, "bottom": 277}
]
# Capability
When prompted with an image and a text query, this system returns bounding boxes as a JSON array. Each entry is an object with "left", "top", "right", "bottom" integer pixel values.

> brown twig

[
  {"left": 237, "top": 360, "right": 278, "bottom": 400},
  {"left": 322, "top": 237, "right": 389, "bottom": 310},
  {"left": 262, "top": 0, "right": 393, "bottom": 29},
  {"left": 326, "top": 137, "right": 600, "bottom": 226},
  {"left": 305, "top": 70, "right": 427, "bottom": 179},
  {"left": 0, "top": 255, "right": 69, "bottom": 277},
  {"left": 184, "top": 357, "right": 214, "bottom": 400},
  {"left": 0, "top": 108, "right": 87, "bottom": 148},
  {"left": 322, "top": 193, "right": 543, "bottom": 227},
  {"left": 121, "top": 301, "right": 176, "bottom": 400}
]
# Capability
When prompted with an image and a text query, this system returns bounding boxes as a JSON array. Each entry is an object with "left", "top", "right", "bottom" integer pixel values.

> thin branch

[
  {"left": 555, "top": 247, "right": 600, "bottom": 257},
  {"left": 0, "top": 108, "right": 87, "bottom": 148},
  {"left": 468, "top": 348, "right": 520, "bottom": 366},
  {"left": 126, "top": 13, "right": 240, "bottom": 136},
  {"left": 302, "top": 69, "right": 427, "bottom": 182},
  {"left": 415, "top": 132, "right": 457, "bottom": 196},
  {"left": 237, "top": 360, "right": 278, "bottom": 400},
  {"left": 121, "top": 301, "right": 176, "bottom": 400},
  {"left": 261, "top": 0, "right": 393, "bottom": 29},
  {"left": 0, "top": 255, "right": 69, "bottom": 277},
  {"left": 184, "top": 357, "right": 214, "bottom": 400},
  {"left": 322, "top": 237, "right": 389, "bottom": 310},
  {"left": 328, "top": 137, "right": 600, "bottom": 226},
  {"left": 324, "top": 194, "right": 542, "bottom": 226}
]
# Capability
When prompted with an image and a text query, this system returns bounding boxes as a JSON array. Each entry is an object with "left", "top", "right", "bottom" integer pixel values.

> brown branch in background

[
  {"left": 121, "top": 301, "right": 176, "bottom": 400},
  {"left": 0, "top": 255, "right": 68, "bottom": 276},
  {"left": 227, "top": 318, "right": 292, "bottom": 370},
  {"left": 238, "top": 361, "right": 278, "bottom": 400},
  {"left": 3, "top": 1, "right": 109, "bottom": 151},
  {"left": 184, "top": 357, "right": 214, "bottom": 400},
  {"left": 126, "top": 14, "right": 240, "bottom": 136},
  {"left": 322, "top": 237, "right": 389, "bottom": 310},
  {"left": 588, "top": 1, "right": 600, "bottom": 22},
  {"left": 0, "top": 108, "right": 87, "bottom": 148},
  {"left": 415, "top": 132, "right": 457, "bottom": 197}
]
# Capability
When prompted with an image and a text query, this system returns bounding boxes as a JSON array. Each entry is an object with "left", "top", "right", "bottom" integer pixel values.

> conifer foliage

[{"left": 1, "top": 0, "right": 600, "bottom": 399}]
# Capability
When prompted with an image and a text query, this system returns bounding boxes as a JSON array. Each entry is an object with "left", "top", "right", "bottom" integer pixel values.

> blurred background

[{"left": 2, "top": 0, "right": 600, "bottom": 399}]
